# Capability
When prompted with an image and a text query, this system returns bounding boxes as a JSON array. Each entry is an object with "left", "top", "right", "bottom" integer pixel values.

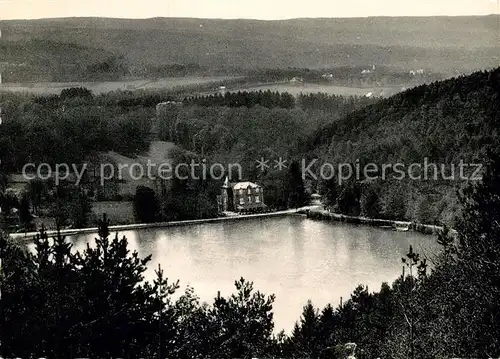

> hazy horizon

[
  {"left": 1, "top": 0, "right": 498, "bottom": 21},
  {"left": 2, "top": 14, "right": 500, "bottom": 22}
]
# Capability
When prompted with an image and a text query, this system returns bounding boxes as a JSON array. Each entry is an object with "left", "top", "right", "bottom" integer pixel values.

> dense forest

[
  {"left": 0, "top": 85, "right": 372, "bottom": 224},
  {"left": 301, "top": 68, "right": 500, "bottom": 225},
  {"left": 0, "top": 87, "right": 374, "bottom": 173},
  {"left": 183, "top": 91, "right": 296, "bottom": 109},
  {"left": 2, "top": 68, "right": 500, "bottom": 227},
  {"left": 2, "top": 147, "right": 500, "bottom": 358},
  {"left": 0, "top": 90, "right": 153, "bottom": 169}
]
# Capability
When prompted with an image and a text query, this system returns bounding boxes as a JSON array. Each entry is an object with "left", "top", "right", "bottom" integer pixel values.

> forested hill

[
  {"left": 0, "top": 16, "right": 499, "bottom": 81},
  {"left": 301, "top": 68, "right": 500, "bottom": 225},
  {"left": 305, "top": 67, "right": 500, "bottom": 165}
]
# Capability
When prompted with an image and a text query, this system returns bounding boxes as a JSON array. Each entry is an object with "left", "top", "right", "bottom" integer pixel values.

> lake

[{"left": 67, "top": 215, "right": 438, "bottom": 332}]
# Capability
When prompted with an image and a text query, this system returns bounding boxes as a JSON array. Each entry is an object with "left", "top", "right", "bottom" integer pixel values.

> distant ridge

[{"left": 1, "top": 16, "right": 498, "bottom": 79}]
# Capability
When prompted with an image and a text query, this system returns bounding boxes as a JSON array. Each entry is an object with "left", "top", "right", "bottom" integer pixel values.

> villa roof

[{"left": 232, "top": 181, "right": 261, "bottom": 190}]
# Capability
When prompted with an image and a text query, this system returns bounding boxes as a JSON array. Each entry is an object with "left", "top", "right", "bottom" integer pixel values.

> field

[
  {"left": 0, "top": 76, "right": 239, "bottom": 95},
  {"left": 232, "top": 82, "right": 406, "bottom": 97},
  {"left": 0, "top": 77, "right": 406, "bottom": 98}
]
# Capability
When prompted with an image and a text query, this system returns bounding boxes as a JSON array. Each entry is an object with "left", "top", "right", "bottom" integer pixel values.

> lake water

[{"left": 68, "top": 215, "right": 439, "bottom": 332}]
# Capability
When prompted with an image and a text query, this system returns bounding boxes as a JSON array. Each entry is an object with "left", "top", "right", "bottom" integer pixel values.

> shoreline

[
  {"left": 8, "top": 206, "right": 456, "bottom": 242},
  {"left": 301, "top": 207, "right": 457, "bottom": 236},
  {"left": 9, "top": 209, "right": 298, "bottom": 241}
]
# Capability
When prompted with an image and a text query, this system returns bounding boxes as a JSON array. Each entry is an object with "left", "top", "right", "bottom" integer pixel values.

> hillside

[
  {"left": 301, "top": 67, "right": 500, "bottom": 224},
  {"left": 0, "top": 16, "right": 499, "bottom": 82},
  {"left": 305, "top": 68, "right": 500, "bottom": 162}
]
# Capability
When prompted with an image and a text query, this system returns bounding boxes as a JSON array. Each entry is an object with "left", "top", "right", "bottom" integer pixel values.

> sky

[{"left": 0, "top": 0, "right": 499, "bottom": 20}]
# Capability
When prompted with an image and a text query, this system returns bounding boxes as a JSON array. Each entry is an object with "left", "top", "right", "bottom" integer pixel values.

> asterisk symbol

[
  {"left": 256, "top": 157, "right": 270, "bottom": 172},
  {"left": 274, "top": 157, "right": 288, "bottom": 171}
]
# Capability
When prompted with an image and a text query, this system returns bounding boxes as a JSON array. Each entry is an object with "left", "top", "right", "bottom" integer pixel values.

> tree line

[
  {"left": 183, "top": 90, "right": 295, "bottom": 109},
  {"left": 0, "top": 87, "right": 367, "bottom": 172}
]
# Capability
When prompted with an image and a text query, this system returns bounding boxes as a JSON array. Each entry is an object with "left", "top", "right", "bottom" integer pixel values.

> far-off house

[{"left": 217, "top": 177, "right": 266, "bottom": 213}]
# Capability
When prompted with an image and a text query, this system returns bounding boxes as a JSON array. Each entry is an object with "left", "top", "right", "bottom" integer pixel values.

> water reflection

[{"left": 68, "top": 216, "right": 438, "bottom": 332}]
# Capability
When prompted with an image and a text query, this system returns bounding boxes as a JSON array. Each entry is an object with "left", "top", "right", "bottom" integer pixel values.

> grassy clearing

[
  {"left": 233, "top": 83, "right": 405, "bottom": 97},
  {"left": 0, "top": 76, "right": 240, "bottom": 95}
]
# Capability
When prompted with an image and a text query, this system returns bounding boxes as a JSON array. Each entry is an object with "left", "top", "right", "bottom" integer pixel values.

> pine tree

[{"left": 290, "top": 300, "right": 320, "bottom": 358}]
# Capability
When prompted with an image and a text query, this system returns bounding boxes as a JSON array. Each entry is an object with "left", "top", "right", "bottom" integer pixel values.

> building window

[
  {"left": 239, "top": 189, "right": 243, "bottom": 195},
  {"left": 247, "top": 187, "right": 252, "bottom": 194},
  {"left": 255, "top": 196, "right": 260, "bottom": 203},
  {"left": 255, "top": 187, "right": 259, "bottom": 193},
  {"left": 248, "top": 196, "right": 252, "bottom": 203},
  {"left": 239, "top": 197, "right": 244, "bottom": 205}
]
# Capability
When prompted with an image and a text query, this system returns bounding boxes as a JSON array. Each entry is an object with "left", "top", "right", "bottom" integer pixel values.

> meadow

[
  {"left": 0, "top": 76, "right": 239, "bottom": 95},
  {"left": 233, "top": 82, "right": 405, "bottom": 97}
]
